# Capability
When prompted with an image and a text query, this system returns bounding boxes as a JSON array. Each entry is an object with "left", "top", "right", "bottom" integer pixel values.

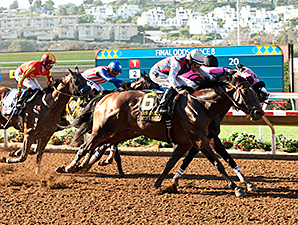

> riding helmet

[
  {"left": 204, "top": 55, "right": 218, "bottom": 67},
  {"left": 41, "top": 53, "right": 56, "bottom": 64},
  {"left": 186, "top": 49, "right": 205, "bottom": 65},
  {"left": 108, "top": 61, "right": 122, "bottom": 73}
]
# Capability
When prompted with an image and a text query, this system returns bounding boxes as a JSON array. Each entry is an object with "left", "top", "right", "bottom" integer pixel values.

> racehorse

[
  {"left": 56, "top": 72, "right": 264, "bottom": 196},
  {"left": 168, "top": 64, "right": 269, "bottom": 192},
  {"left": 0, "top": 67, "right": 91, "bottom": 174},
  {"left": 70, "top": 65, "right": 269, "bottom": 191}
]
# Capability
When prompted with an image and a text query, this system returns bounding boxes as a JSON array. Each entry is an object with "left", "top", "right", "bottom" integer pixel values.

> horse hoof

[
  {"left": 65, "top": 166, "right": 80, "bottom": 173},
  {"left": 0, "top": 157, "right": 7, "bottom": 163},
  {"left": 8, "top": 152, "right": 17, "bottom": 157},
  {"left": 235, "top": 187, "right": 247, "bottom": 197},
  {"left": 98, "top": 160, "right": 110, "bottom": 166},
  {"left": 164, "top": 183, "right": 178, "bottom": 193},
  {"left": 119, "top": 172, "right": 125, "bottom": 178},
  {"left": 154, "top": 183, "right": 161, "bottom": 189},
  {"left": 247, "top": 183, "right": 258, "bottom": 192},
  {"left": 56, "top": 166, "right": 66, "bottom": 173}
]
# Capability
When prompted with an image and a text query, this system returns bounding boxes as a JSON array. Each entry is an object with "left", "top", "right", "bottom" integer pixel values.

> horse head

[
  {"left": 64, "top": 66, "right": 93, "bottom": 99},
  {"left": 129, "top": 71, "right": 160, "bottom": 90},
  {"left": 222, "top": 72, "right": 264, "bottom": 121},
  {"left": 237, "top": 64, "right": 269, "bottom": 103}
]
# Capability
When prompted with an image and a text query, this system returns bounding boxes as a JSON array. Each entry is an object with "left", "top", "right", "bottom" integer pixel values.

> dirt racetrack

[{"left": 0, "top": 147, "right": 298, "bottom": 225}]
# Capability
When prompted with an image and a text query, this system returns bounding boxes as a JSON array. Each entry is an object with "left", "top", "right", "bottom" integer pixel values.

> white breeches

[
  {"left": 149, "top": 67, "right": 197, "bottom": 88},
  {"left": 15, "top": 67, "right": 42, "bottom": 90},
  {"left": 86, "top": 79, "right": 104, "bottom": 92}
]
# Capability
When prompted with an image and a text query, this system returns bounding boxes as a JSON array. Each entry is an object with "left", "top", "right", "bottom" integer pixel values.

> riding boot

[
  {"left": 156, "top": 87, "right": 177, "bottom": 115},
  {"left": 16, "top": 88, "right": 34, "bottom": 110}
]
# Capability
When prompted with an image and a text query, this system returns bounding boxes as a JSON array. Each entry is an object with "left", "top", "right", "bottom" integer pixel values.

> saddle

[
  {"left": 1, "top": 89, "right": 40, "bottom": 116},
  {"left": 137, "top": 91, "right": 177, "bottom": 143}
]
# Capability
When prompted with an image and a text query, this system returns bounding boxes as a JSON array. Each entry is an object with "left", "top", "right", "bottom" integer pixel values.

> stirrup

[{"left": 156, "top": 106, "right": 169, "bottom": 115}]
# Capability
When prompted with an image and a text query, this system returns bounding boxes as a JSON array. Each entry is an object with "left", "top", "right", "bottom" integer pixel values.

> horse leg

[
  {"left": 79, "top": 144, "right": 110, "bottom": 170},
  {"left": 195, "top": 137, "right": 246, "bottom": 197},
  {"left": 98, "top": 145, "right": 116, "bottom": 166},
  {"left": 8, "top": 143, "right": 38, "bottom": 157},
  {"left": 114, "top": 146, "right": 124, "bottom": 177},
  {"left": 154, "top": 144, "right": 191, "bottom": 189},
  {"left": 56, "top": 133, "right": 103, "bottom": 173},
  {"left": 172, "top": 146, "right": 199, "bottom": 187},
  {"left": 0, "top": 133, "right": 33, "bottom": 164},
  {"left": 8, "top": 147, "right": 23, "bottom": 157},
  {"left": 35, "top": 137, "right": 50, "bottom": 174},
  {"left": 209, "top": 136, "right": 257, "bottom": 191}
]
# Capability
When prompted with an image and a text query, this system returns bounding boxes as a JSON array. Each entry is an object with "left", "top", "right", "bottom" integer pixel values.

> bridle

[
  {"left": 219, "top": 77, "right": 260, "bottom": 116},
  {"left": 54, "top": 73, "right": 89, "bottom": 98}
]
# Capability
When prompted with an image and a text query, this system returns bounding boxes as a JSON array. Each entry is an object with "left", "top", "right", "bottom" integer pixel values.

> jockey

[
  {"left": 203, "top": 55, "right": 269, "bottom": 101},
  {"left": 179, "top": 55, "right": 234, "bottom": 84},
  {"left": 15, "top": 52, "right": 56, "bottom": 110},
  {"left": 81, "top": 61, "right": 127, "bottom": 95},
  {"left": 149, "top": 49, "right": 213, "bottom": 115}
]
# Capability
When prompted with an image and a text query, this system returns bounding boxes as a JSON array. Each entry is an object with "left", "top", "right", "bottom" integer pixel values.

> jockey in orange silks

[{"left": 14, "top": 52, "right": 56, "bottom": 110}]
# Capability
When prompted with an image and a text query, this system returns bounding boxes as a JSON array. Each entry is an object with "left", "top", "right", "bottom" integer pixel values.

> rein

[
  {"left": 53, "top": 85, "right": 83, "bottom": 98},
  {"left": 219, "top": 86, "right": 242, "bottom": 110},
  {"left": 218, "top": 80, "right": 254, "bottom": 112}
]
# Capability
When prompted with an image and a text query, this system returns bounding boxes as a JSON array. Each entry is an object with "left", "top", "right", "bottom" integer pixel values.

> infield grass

[
  {"left": 219, "top": 125, "right": 298, "bottom": 143},
  {"left": 0, "top": 50, "right": 96, "bottom": 66}
]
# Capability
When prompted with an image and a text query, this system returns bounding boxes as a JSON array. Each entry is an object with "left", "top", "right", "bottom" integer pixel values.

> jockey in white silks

[{"left": 149, "top": 49, "right": 212, "bottom": 115}]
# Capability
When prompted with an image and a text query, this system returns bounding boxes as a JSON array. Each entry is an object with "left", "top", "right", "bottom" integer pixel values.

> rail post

[{"left": 4, "top": 129, "right": 8, "bottom": 149}]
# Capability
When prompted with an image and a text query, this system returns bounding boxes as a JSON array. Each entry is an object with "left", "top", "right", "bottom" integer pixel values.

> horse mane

[
  {"left": 182, "top": 76, "right": 230, "bottom": 94},
  {"left": 42, "top": 79, "right": 63, "bottom": 94}
]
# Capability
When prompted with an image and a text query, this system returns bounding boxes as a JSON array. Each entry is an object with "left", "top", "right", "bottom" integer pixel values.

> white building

[
  {"left": 85, "top": 5, "right": 115, "bottom": 23},
  {"left": 116, "top": 4, "right": 142, "bottom": 20},
  {"left": 137, "top": 7, "right": 166, "bottom": 26}
]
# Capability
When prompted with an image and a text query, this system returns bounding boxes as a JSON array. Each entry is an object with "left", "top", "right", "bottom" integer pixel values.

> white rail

[{"left": 225, "top": 92, "right": 298, "bottom": 154}]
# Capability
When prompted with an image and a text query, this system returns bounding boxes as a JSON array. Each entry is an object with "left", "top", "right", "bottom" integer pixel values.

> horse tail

[
  {"left": 70, "top": 95, "right": 104, "bottom": 144},
  {"left": 71, "top": 95, "right": 102, "bottom": 128}
]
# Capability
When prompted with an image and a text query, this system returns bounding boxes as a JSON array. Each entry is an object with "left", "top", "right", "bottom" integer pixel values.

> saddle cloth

[
  {"left": 137, "top": 91, "right": 163, "bottom": 123},
  {"left": 65, "top": 97, "right": 85, "bottom": 123},
  {"left": 1, "top": 89, "right": 23, "bottom": 116},
  {"left": 1, "top": 89, "right": 41, "bottom": 116}
]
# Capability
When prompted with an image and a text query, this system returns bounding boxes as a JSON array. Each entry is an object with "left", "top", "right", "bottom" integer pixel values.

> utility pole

[{"left": 237, "top": 0, "right": 240, "bottom": 45}]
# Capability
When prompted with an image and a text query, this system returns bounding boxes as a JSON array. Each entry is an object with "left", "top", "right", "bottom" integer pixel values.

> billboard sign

[{"left": 96, "top": 45, "right": 284, "bottom": 92}]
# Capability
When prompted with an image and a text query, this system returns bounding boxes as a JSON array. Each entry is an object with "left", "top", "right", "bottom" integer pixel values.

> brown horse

[
  {"left": 57, "top": 72, "right": 264, "bottom": 196},
  {"left": 0, "top": 67, "right": 91, "bottom": 174}
]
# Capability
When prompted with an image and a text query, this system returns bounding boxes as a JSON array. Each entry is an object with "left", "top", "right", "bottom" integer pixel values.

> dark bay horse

[
  {"left": 71, "top": 65, "right": 268, "bottom": 191},
  {"left": 169, "top": 65, "right": 270, "bottom": 192},
  {"left": 0, "top": 67, "right": 90, "bottom": 174},
  {"left": 67, "top": 71, "right": 160, "bottom": 175},
  {"left": 57, "top": 72, "right": 264, "bottom": 196}
]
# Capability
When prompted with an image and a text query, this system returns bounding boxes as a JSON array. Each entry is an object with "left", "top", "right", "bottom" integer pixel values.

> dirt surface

[{"left": 0, "top": 147, "right": 298, "bottom": 224}]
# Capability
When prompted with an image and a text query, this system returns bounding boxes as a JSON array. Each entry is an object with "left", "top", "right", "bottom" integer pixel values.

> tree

[
  {"left": 44, "top": 0, "right": 55, "bottom": 11},
  {"left": 79, "top": 14, "right": 95, "bottom": 23},
  {"left": 57, "top": 7, "right": 68, "bottom": 15},
  {"left": 8, "top": 40, "right": 37, "bottom": 52},
  {"left": 93, "top": 0, "right": 102, "bottom": 6},
  {"left": 275, "top": 23, "right": 298, "bottom": 45},
  {"left": 10, "top": 0, "right": 18, "bottom": 10},
  {"left": 249, "top": 31, "right": 274, "bottom": 45},
  {"left": 179, "top": 28, "right": 190, "bottom": 39},
  {"left": 223, "top": 26, "right": 251, "bottom": 45},
  {"left": 83, "top": 0, "right": 94, "bottom": 4}
]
